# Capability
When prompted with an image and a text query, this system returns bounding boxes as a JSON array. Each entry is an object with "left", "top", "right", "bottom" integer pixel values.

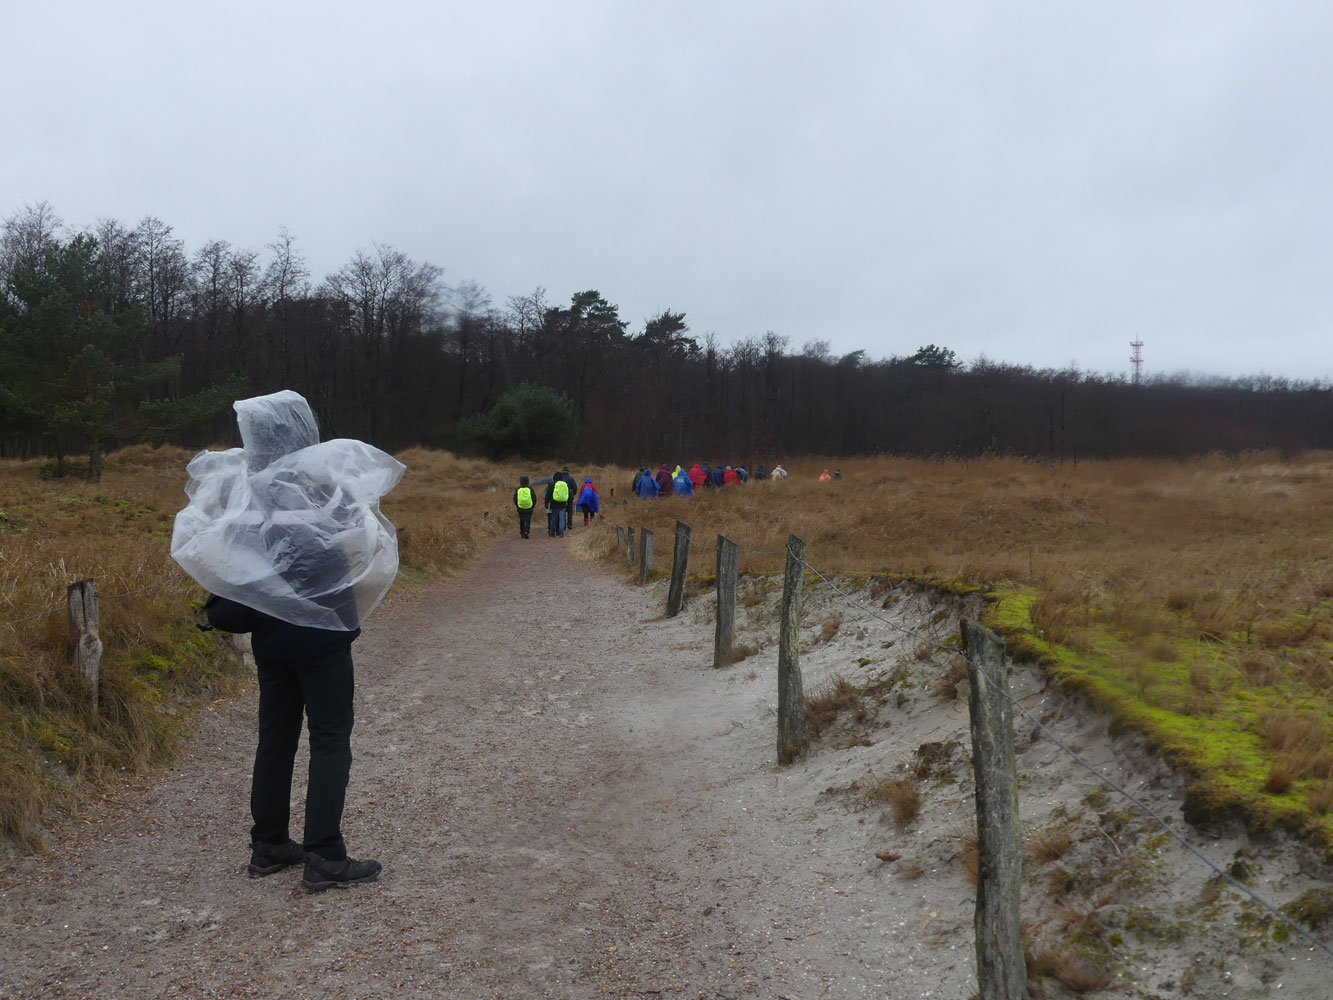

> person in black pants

[
  {"left": 513, "top": 475, "right": 535, "bottom": 539},
  {"left": 245, "top": 616, "right": 372, "bottom": 885},
  {"left": 558, "top": 466, "right": 577, "bottom": 530},
  {"left": 199, "top": 392, "right": 382, "bottom": 892}
]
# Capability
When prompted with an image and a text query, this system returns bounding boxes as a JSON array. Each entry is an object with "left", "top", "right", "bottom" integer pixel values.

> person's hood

[{"left": 234, "top": 390, "right": 320, "bottom": 473}]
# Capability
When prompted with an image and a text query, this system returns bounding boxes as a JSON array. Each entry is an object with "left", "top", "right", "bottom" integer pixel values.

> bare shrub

[
  {"left": 866, "top": 774, "right": 920, "bottom": 829},
  {"left": 1238, "top": 653, "right": 1282, "bottom": 687},
  {"left": 1259, "top": 710, "right": 1329, "bottom": 757},
  {"left": 1187, "top": 661, "right": 1214, "bottom": 692},
  {"left": 1165, "top": 588, "right": 1195, "bottom": 612},
  {"left": 934, "top": 656, "right": 969, "bottom": 700},
  {"left": 819, "top": 612, "right": 843, "bottom": 643},
  {"left": 1266, "top": 755, "right": 1303, "bottom": 794},
  {"left": 1027, "top": 825, "right": 1075, "bottom": 866},
  {"left": 804, "top": 676, "right": 860, "bottom": 737},
  {"left": 715, "top": 643, "right": 758, "bottom": 666},
  {"left": 1142, "top": 638, "right": 1177, "bottom": 662},
  {"left": 1258, "top": 710, "right": 1329, "bottom": 789},
  {"left": 1307, "top": 781, "right": 1333, "bottom": 815},
  {"left": 1025, "top": 937, "right": 1114, "bottom": 994}
]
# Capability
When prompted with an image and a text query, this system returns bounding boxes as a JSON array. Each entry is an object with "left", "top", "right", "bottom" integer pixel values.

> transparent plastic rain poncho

[{"left": 170, "top": 390, "right": 406, "bottom": 631}]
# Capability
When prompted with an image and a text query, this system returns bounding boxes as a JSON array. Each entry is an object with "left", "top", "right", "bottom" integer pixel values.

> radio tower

[{"left": 1130, "top": 338, "right": 1144, "bottom": 385}]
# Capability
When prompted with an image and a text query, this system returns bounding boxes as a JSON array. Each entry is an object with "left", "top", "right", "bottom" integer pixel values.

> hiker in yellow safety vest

[
  {"left": 544, "top": 472, "right": 571, "bottom": 537},
  {"left": 513, "top": 476, "right": 535, "bottom": 539},
  {"left": 558, "top": 466, "right": 578, "bottom": 529}
]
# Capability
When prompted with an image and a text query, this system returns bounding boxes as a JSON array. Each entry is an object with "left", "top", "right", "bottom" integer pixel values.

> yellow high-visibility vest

[{"left": 516, "top": 487, "right": 533, "bottom": 509}]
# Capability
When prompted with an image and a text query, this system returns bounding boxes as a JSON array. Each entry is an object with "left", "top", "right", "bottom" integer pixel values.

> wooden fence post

[
  {"left": 961, "top": 619, "right": 1028, "bottom": 1000},
  {"left": 66, "top": 579, "right": 102, "bottom": 710},
  {"left": 777, "top": 534, "right": 806, "bottom": 764},
  {"left": 638, "top": 528, "right": 654, "bottom": 584},
  {"left": 666, "top": 521, "right": 691, "bottom": 616},
  {"left": 627, "top": 526, "right": 636, "bottom": 567},
  {"left": 714, "top": 535, "right": 738, "bottom": 667},
  {"left": 615, "top": 525, "right": 627, "bottom": 552}
]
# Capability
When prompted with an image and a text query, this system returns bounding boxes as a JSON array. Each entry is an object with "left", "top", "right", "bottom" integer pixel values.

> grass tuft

[
  {"left": 865, "top": 773, "right": 920, "bottom": 829},
  {"left": 804, "top": 676, "right": 861, "bottom": 737}
]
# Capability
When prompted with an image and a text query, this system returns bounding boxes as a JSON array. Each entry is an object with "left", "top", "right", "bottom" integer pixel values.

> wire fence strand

[{"left": 0, "top": 572, "right": 193, "bottom": 632}]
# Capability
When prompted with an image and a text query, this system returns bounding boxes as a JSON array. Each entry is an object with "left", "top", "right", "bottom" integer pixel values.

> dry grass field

[
  {"left": 594, "top": 452, "right": 1333, "bottom": 854},
  {"left": 0, "top": 444, "right": 619, "bottom": 848},
  {"left": 4, "top": 447, "right": 1333, "bottom": 859}
]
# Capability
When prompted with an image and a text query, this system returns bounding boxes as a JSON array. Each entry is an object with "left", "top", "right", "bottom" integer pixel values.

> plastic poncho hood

[{"left": 170, "top": 390, "right": 406, "bottom": 630}]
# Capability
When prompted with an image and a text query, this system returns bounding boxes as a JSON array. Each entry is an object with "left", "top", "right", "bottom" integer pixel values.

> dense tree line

[{"left": 3, "top": 201, "right": 1330, "bottom": 470}]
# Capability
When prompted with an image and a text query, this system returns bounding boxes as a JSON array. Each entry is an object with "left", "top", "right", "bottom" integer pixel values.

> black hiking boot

[
  {"left": 248, "top": 839, "right": 307, "bottom": 877},
  {"left": 302, "top": 855, "right": 382, "bottom": 893}
]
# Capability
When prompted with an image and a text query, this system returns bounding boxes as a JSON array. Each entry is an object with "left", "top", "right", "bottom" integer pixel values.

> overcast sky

[{"left": 4, "top": 1, "right": 1330, "bottom": 381}]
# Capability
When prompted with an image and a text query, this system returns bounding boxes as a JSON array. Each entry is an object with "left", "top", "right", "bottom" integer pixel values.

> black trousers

[
  {"left": 250, "top": 646, "right": 355, "bottom": 860},
  {"left": 517, "top": 508, "right": 532, "bottom": 537}
]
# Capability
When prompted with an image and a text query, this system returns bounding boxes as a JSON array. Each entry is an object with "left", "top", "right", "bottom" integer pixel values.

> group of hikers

[
  {"left": 512, "top": 467, "right": 600, "bottom": 538},
  {"left": 630, "top": 461, "right": 839, "bottom": 498},
  {"left": 511, "top": 461, "right": 850, "bottom": 539},
  {"left": 631, "top": 461, "right": 774, "bottom": 498}
]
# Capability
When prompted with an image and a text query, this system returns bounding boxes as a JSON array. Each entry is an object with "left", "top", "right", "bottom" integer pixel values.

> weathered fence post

[
  {"left": 666, "top": 521, "right": 691, "bottom": 616},
  {"left": 777, "top": 534, "right": 806, "bottom": 764},
  {"left": 615, "top": 525, "right": 627, "bottom": 552},
  {"left": 961, "top": 619, "right": 1028, "bottom": 1000},
  {"left": 638, "top": 528, "right": 654, "bottom": 584},
  {"left": 626, "top": 526, "right": 636, "bottom": 567},
  {"left": 713, "top": 535, "right": 738, "bottom": 667},
  {"left": 66, "top": 579, "right": 102, "bottom": 710}
]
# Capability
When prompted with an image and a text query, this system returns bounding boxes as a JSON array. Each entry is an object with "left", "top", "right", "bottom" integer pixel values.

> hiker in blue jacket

[
  {"left": 635, "top": 470, "right": 660, "bottom": 499},
  {"left": 672, "top": 468, "right": 694, "bottom": 496},
  {"left": 576, "top": 478, "right": 600, "bottom": 526}
]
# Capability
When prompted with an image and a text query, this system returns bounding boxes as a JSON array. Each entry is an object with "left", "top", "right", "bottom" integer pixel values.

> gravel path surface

[{"left": 0, "top": 536, "right": 882, "bottom": 999}]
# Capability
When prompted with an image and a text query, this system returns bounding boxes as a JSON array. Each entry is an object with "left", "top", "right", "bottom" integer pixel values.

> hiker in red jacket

[
  {"left": 688, "top": 463, "right": 706, "bottom": 491},
  {"left": 576, "top": 478, "right": 600, "bottom": 526},
  {"left": 722, "top": 466, "right": 741, "bottom": 486}
]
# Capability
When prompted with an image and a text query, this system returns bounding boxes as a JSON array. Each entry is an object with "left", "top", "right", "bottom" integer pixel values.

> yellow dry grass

[{"left": 592, "top": 452, "right": 1333, "bottom": 851}]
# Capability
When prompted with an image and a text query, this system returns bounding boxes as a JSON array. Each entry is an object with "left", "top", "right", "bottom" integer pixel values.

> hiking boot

[
  {"left": 248, "top": 839, "right": 306, "bottom": 877},
  {"left": 302, "top": 855, "right": 382, "bottom": 892}
]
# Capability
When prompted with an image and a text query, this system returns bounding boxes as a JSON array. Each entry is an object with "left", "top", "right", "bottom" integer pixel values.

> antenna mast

[{"left": 1130, "top": 338, "right": 1144, "bottom": 385}]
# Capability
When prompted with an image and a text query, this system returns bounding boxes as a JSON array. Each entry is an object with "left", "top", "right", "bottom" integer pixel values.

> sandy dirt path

[
  {"left": 6, "top": 530, "right": 1328, "bottom": 999},
  {"left": 0, "top": 535, "right": 892, "bottom": 1000}
]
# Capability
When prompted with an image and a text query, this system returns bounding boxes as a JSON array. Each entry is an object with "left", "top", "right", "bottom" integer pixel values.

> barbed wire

[
  {"left": 0, "top": 572, "right": 193, "bottom": 632},
  {"left": 0, "top": 606, "right": 67, "bottom": 632},
  {"left": 785, "top": 543, "right": 1333, "bottom": 959}
]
